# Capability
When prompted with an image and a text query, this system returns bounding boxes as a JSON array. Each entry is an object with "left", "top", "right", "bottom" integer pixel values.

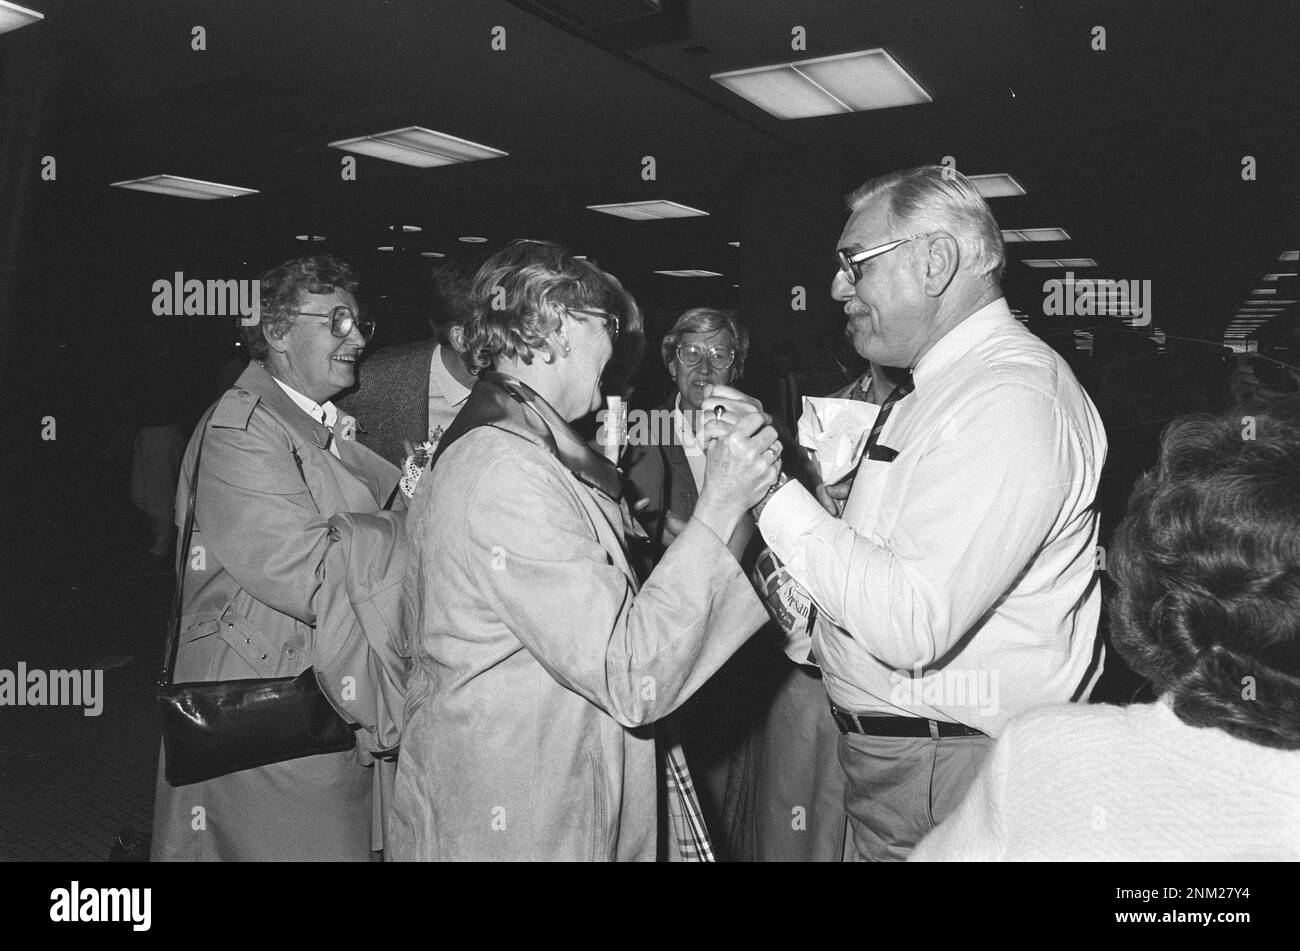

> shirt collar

[
  {"left": 271, "top": 376, "right": 338, "bottom": 428},
  {"left": 429, "top": 343, "right": 473, "bottom": 407},
  {"left": 911, "top": 297, "right": 1015, "bottom": 390}
]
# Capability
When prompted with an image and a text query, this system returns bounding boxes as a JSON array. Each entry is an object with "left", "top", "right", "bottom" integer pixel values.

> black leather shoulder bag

[{"left": 157, "top": 407, "right": 356, "bottom": 787}]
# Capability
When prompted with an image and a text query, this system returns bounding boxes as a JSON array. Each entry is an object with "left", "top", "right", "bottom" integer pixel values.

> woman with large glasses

[
  {"left": 152, "top": 255, "right": 408, "bottom": 862},
  {"left": 390, "top": 241, "right": 782, "bottom": 861}
]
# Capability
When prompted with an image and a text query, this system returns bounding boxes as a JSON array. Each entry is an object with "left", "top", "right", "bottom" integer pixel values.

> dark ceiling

[{"left": 2, "top": 0, "right": 1298, "bottom": 365}]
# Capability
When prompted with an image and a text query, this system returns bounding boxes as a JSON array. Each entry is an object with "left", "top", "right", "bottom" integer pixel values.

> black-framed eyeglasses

[
  {"left": 567, "top": 307, "right": 620, "bottom": 342},
  {"left": 836, "top": 232, "right": 931, "bottom": 285},
  {"left": 676, "top": 343, "right": 736, "bottom": 370},
  {"left": 298, "top": 305, "right": 375, "bottom": 341}
]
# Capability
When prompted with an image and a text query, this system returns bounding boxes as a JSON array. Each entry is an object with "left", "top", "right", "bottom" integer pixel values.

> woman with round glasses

[
  {"left": 391, "top": 241, "right": 782, "bottom": 860},
  {"left": 152, "top": 255, "right": 409, "bottom": 862}
]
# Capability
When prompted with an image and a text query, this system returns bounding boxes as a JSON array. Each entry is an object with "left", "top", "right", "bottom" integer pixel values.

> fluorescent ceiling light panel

[
  {"left": 728, "top": 241, "right": 740, "bottom": 247},
  {"left": 1021, "top": 259, "right": 1063, "bottom": 268},
  {"left": 1022, "top": 257, "right": 1097, "bottom": 268},
  {"left": 0, "top": 1, "right": 43, "bottom": 34},
  {"left": 391, "top": 224, "right": 422, "bottom": 232},
  {"left": 712, "top": 49, "right": 931, "bottom": 119},
  {"left": 1263, "top": 273, "right": 1297, "bottom": 281},
  {"left": 1001, "top": 228, "right": 1071, "bottom": 243},
  {"left": 420, "top": 251, "right": 445, "bottom": 258},
  {"left": 328, "top": 126, "right": 507, "bottom": 168},
  {"left": 458, "top": 236, "right": 488, "bottom": 243},
  {"left": 587, "top": 200, "right": 709, "bottom": 220},
  {"left": 110, "top": 174, "right": 258, "bottom": 200},
  {"left": 295, "top": 234, "right": 326, "bottom": 242},
  {"left": 967, "top": 174, "right": 1027, "bottom": 199},
  {"left": 1057, "top": 258, "right": 1097, "bottom": 267},
  {"left": 654, "top": 269, "right": 724, "bottom": 277},
  {"left": 1279, "top": 250, "right": 1299, "bottom": 261},
  {"left": 377, "top": 246, "right": 394, "bottom": 252}
]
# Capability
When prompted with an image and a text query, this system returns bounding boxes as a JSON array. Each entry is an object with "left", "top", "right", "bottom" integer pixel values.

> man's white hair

[{"left": 846, "top": 165, "right": 1005, "bottom": 285}]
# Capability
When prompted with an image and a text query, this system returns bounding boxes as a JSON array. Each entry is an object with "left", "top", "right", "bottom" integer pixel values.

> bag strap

[{"left": 158, "top": 406, "right": 217, "bottom": 688}]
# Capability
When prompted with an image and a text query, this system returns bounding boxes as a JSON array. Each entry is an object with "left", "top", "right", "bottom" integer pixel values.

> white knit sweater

[{"left": 911, "top": 697, "right": 1300, "bottom": 861}]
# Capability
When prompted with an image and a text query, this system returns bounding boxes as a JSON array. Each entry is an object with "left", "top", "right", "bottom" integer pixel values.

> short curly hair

[
  {"left": 1109, "top": 397, "right": 1300, "bottom": 750},
  {"left": 660, "top": 308, "right": 749, "bottom": 381},
  {"left": 462, "top": 239, "right": 641, "bottom": 374},
  {"left": 244, "top": 255, "right": 359, "bottom": 360}
]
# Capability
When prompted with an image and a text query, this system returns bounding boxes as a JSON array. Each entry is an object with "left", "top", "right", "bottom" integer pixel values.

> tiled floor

[{"left": 1, "top": 558, "right": 170, "bottom": 862}]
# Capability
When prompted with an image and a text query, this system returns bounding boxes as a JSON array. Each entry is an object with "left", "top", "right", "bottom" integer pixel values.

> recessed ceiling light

[
  {"left": 654, "top": 269, "right": 724, "bottom": 277},
  {"left": 458, "top": 236, "right": 488, "bottom": 243},
  {"left": 1279, "top": 250, "right": 1299, "bottom": 262},
  {"left": 110, "top": 174, "right": 258, "bottom": 200},
  {"left": 967, "top": 174, "right": 1027, "bottom": 199},
  {"left": 295, "top": 234, "right": 327, "bottom": 242},
  {"left": 391, "top": 224, "right": 422, "bottom": 232},
  {"left": 587, "top": 200, "right": 709, "bottom": 220},
  {"left": 377, "top": 246, "right": 394, "bottom": 252},
  {"left": 0, "top": 0, "right": 43, "bottom": 34},
  {"left": 1001, "top": 228, "right": 1071, "bottom": 243},
  {"left": 711, "top": 48, "right": 931, "bottom": 119},
  {"left": 328, "top": 126, "right": 507, "bottom": 168},
  {"left": 419, "top": 251, "right": 445, "bottom": 258},
  {"left": 1263, "top": 273, "right": 1297, "bottom": 281}
]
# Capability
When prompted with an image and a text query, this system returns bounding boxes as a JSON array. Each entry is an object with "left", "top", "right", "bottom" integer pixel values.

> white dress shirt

[
  {"left": 671, "top": 394, "right": 707, "bottom": 491},
  {"left": 758, "top": 298, "right": 1107, "bottom": 736},
  {"left": 428, "top": 344, "right": 472, "bottom": 443},
  {"left": 271, "top": 375, "right": 341, "bottom": 458}
]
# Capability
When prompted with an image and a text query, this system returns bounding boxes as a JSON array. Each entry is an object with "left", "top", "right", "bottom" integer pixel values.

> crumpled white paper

[{"left": 798, "top": 396, "right": 882, "bottom": 485}]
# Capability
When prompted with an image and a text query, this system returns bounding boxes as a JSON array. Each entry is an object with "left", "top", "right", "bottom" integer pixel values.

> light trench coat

[
  {"left": 151, "top": 361, "right": 407, "bottom": 862},
  {"left": 390, "top": 373, "right": 768, "bottom": 861}
]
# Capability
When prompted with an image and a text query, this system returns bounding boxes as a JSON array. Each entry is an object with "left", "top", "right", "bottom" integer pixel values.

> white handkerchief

[{"left": 798, "top": 396, "right": 882, "bottom": 484}]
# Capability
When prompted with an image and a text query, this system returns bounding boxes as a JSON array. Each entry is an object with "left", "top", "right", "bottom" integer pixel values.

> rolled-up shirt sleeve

[{"left": 759, "top": 383, "right": 1082, "bottom": 670}]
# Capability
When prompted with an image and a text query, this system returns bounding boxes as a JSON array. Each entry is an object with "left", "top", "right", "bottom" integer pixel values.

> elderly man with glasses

[{"left": 752, "top": 166, "right": 1109, "bottom": 861}]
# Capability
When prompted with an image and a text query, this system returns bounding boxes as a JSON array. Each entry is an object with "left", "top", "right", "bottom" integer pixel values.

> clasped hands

[{"left": 659, "top": 383, "right": 781, "bottom": 545}]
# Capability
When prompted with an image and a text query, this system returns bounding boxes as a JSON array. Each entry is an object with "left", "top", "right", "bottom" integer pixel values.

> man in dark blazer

[
  {"left": 622, "top": 308, "right": 789, "bottom": 861},
  {"left": 338, "top": 264, "right": 479, "bottom": 467}
]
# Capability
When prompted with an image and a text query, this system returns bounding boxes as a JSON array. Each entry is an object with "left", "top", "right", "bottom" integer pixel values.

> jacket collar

[
  {"left": 431, "top": 370, "right": 622, "bottom": 502},
  {"left": 236, "top": 360, "right": 334, "bottom": 452}
]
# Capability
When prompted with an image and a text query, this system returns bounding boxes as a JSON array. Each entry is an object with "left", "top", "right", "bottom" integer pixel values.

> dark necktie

[{"left": 860, "top": 371, "right": 915, "bottom": 463}]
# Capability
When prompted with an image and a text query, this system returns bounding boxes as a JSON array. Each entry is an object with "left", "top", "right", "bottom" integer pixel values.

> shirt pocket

[{"left": 843, "top": 457, "right": 895, "bottom": 539}]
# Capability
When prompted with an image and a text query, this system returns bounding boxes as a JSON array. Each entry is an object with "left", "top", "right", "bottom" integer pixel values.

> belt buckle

[{"left": 829, "top": 706, "right": 853, "bottom": 735}]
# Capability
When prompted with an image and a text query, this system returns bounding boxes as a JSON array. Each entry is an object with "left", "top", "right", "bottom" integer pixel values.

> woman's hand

[
  {"left": 701, "top": 384, "right": 765, "bottom": 430},
  {"left": 692, "top": 411, "right": 781, "bottom": 543}
]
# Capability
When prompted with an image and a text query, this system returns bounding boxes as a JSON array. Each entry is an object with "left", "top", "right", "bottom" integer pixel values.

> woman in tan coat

[
  {"left": 151, "top": 256, "right": 406, "bottom": 861},
  {"left": 390, "top": 240, "right": 782, "bottom": 861}
]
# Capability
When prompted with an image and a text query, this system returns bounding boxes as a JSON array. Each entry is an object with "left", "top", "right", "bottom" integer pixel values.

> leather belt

[{"left": 829, "top": 703, "right": 985, "bottom": 738}]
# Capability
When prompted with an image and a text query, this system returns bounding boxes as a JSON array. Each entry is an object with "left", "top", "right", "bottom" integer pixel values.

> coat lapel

[{"left": 236, "top": 362, "right": 397, "bottom": 510}]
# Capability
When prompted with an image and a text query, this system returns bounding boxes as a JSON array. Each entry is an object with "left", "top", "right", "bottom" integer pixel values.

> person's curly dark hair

[
  {"left": 1109, "top": 396, "right": 1300, "bottom": 750},
  {"left": 462, "top": 239, "right": 642, "bottom": 374},
  {"left": 244, "top": 255, "right": 359, "bottom": 360}
]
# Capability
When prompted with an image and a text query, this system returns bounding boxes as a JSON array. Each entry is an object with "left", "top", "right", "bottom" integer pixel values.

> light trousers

[{"left": 837, "top": 729, "right": 994, "bottom": 861}]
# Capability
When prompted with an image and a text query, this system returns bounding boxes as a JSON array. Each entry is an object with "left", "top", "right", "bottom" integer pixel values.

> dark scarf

[{"left": 429, "top": 369, "right": 622, "bottom": 502}]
